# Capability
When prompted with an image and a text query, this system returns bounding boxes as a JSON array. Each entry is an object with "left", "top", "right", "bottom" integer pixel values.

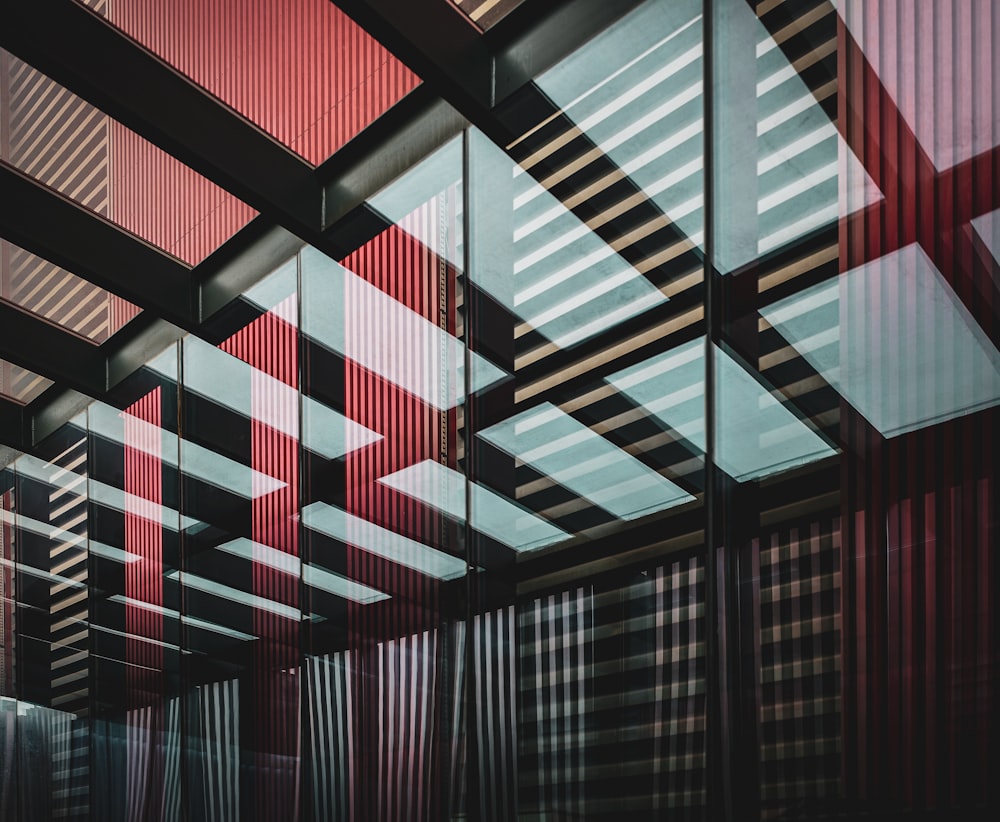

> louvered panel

[
  {"left": 5, "top": 55, "right": 109, "bottom": 216},
  {"left": 492, "top": 5, "right": 706, "bottom": 543},
  {"left": 0, "top": 45, "right": 255, "bottom": 267},
  {"left": 43, "top": 435, "right": 91, "bottom": 818}
]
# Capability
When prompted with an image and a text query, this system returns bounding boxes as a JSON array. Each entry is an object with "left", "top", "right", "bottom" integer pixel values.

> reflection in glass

[
  {"left": 378, "top": 459, "right": 569, "bottom": 552},
  {"left": 480, "top": 401, "right": 694, "bottom": 520},
  {"left": 762, "top": 244, "right": 1000, "bottom": 438},
  {"left": 301, "top": 502, "right": 464, "bottom": 581},
  {"left": 301, "top": 246, "right": 506, "bottom": 411}
]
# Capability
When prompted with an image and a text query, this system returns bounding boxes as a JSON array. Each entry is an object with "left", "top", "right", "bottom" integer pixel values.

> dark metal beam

[
  {"left": 489, "top": 0, "right": 648, "bottom": 104},
  {"left": 0, "top": 303, "right": 107, "bottom": 396},
  {"left": 319, "top": 85, "right": 467, "bottom": 236},
  {"left": 0, "top": 0, "right": 322, "bottom": 233},
  {"left": 29, "top": 388, "right": 93, "bottom": 448},
  {"left": 0, "top": 165, "right": 196, "bottom": 327},
  {"left": 196, "top": 223, "right": 304, "bottom": 324},
  {"left": 0, "top": 398, "right": 27, "bottom": 453},
  {"left": 331, "top": 0, "right": 493, "bottom": 120}
]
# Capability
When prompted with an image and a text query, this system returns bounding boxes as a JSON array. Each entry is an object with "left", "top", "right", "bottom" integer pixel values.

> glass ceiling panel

[
  {"left": 449, "top": 0, "right": 528, "bottom": 30},
  {"left": 0, "top": 358, "right": 52, "bottom": 404},
  {"left": 0, "top": 239, "right": 139, "bottom": 343},
  {"left": 78, "top": 0, "right": 421, "bottom": 166},
  {"left": 0, "top": 47, "right": 256, "bottom": 266}
]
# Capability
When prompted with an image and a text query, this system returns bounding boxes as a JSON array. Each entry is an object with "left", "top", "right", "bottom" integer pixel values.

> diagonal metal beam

[
  {"left": 331, "top": 0, "right": 494, "bottom": 120},
  {"left": 489, "top": 0, "right": 648, "bottom": 104},
  {"left": 330, "top": 0, "right": 647, "bottom": 141},
  {"left": 0, "top": 0, "right": 322, "bottom": 234},
  {"left": 0, "top": 165, "right": 196, "bottom": 328},
  {"left": 0, "top": 303, "right": 107, "bottom": 396},
  {"left": 319, "top": 84, "right": 467, "bottom": 237}
]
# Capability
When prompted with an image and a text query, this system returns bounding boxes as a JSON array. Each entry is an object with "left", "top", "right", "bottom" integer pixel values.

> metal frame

[{"left": 0, "top": 0, "right": 656, "bottom": 455}]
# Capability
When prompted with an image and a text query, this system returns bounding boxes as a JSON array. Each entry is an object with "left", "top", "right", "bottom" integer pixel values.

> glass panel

[
  {"left": 0, "top": 359, "right": 52, "bottom": 404},
  {"left": 0, "top": 48, "right": 256, "bottom": 265},
  {"left": 2, "top": 2, "right": 998, "bottom": 818},
  {"left": 78, "top": 0, "right": 421, "bottom": 166},
  {"left": 85, "top": 347, "right": 182, "bottom": 819},
  {"left": 299, "top": 135, "right": 467, "bottom": 820},
  {"left": 464, "top": 0, "right": 708, "bottom": 813},
  {"left": 711, "top": 0, "right": 1000, "bottom": 818},
  {"left": 1, "top": 239, "right": 140, "bottom": 343},
  {"left": 449, "top": 0, "right": 529, "bottom": 30},
  {"left": 1, "top": 417, "right": 92, "bottom": 820}
]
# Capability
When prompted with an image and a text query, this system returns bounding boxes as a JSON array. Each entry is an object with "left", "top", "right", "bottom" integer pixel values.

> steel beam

[
  {"left": 0, "top": 303, "right": 107, "bottom": 396},
  {"left": 0, "top": 165, "right": 195, "bottom": 327},
  {"left": 0, "top": 0, "right": 322, "bottom": 233},
  {"left": 331, "top": 0, "right": 493, "bottom": 118},
  {"left": 0, "top": 398, "right": 27, "bottom": 453},
  {"left": 320, "top": 85, "right": 467, "bottom": 236}
]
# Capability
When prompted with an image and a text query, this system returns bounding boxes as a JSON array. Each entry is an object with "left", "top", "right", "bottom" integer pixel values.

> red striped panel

[
  {"left": 105, "top": 0, "right": 420, "bottom": 166},
  {"left": 124, "top": 387, "right": 165, "bottom": 820},
  {"left": 220, "top": 296, "right": 301, "bottom": 821},
  {"left": 341, "top": 195, "right": 457, "bottom": 821}
]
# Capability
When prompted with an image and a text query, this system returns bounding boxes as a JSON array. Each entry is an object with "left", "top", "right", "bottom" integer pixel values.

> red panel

[
  {"left": 107, "top": 0, "right": 420, "bottom": 165},
  {"left": 340, "top": 193, "right": 458, "bottom": 822},
  {"left": 220, "top": 297, "right": 301, "bottom": 820},
  {"left": 108, "top": 119, "right": 257, "bottom": 265}
]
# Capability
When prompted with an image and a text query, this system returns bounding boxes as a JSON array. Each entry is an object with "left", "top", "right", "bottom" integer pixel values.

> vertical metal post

[{"left": 701, "top": 0, "right": 732, "bottom": 819}]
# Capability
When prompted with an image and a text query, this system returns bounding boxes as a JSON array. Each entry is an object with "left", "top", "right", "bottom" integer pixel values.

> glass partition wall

[{"left": 1, "top": 1, "right": 998, "bottom": 820}]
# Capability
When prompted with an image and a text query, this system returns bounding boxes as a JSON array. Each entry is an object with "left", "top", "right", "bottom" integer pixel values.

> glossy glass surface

[{"left": 1, "top": 2, "right": 999, "bottom": 820}]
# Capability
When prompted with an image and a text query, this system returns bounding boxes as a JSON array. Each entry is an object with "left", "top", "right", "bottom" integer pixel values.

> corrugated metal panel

[
  {"left": 0, "top": 47, "right": 139, "bottom": 340},
  {"left": 838, "top": 0, "right": 999, "bottom": 810},
  {"left": 107, "top": 118, "right": 257, "bottom": 265},
  {"left": 102, "top": 0, "right": 421, "bottom": 166},
  {"left": 219, "top": 298, "right": 301, "bottom": 820}
]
